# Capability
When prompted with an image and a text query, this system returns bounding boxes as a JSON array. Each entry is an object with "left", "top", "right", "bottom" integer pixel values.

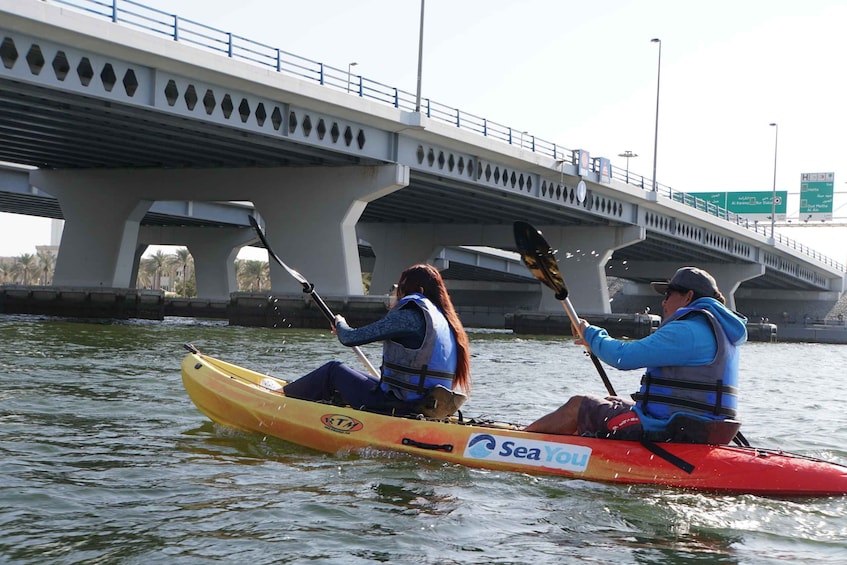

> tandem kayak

[{"left": 180, "top": 349, "right": 847, "bottom": 497}]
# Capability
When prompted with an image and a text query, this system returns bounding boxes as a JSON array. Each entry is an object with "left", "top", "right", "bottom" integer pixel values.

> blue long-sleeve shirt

[
  {"left": 335, "top": 307, "right": 426, "bottom": 350},
  {"left": 582, "top": 298, "right": 748, "bottom": 371}
]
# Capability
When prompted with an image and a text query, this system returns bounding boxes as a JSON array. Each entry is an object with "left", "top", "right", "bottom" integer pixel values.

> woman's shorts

[{"left": 577, "top": 394, "right": 643, "bottom": 440}]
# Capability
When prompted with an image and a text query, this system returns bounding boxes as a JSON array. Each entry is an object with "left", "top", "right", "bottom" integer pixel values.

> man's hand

[{"left": 572, "top": 318, "right": 590, "bottom": 349}]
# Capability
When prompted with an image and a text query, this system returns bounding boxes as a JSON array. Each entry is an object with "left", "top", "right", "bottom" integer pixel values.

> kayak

[{"left": 180, "top": 349, "right": 847, "bottom": 497}]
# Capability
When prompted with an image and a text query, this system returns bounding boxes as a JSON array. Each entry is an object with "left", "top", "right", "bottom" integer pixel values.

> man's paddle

[
  {"left": 248, "top": 215, "right": 380, "bottom": 377},
  {"left": 513, "top": 221, "right": 617, "bottom": 396}
]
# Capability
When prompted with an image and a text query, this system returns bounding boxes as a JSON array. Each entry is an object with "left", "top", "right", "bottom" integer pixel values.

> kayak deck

[{"left": 181, "top": 351, "right": 847, "bottom": 497}]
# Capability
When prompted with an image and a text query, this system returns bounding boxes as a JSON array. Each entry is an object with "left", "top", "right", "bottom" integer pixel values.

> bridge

[{"left": 1, "top": 0, "right": 844, "bottom": 323}]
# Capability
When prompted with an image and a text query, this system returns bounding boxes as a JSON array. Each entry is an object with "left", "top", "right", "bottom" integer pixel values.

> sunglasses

[{"left": 664, "top": 285, "right": 688, "bottom": 299}]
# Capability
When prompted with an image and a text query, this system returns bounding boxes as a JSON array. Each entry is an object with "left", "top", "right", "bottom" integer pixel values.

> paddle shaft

[
  {"left": 559, "top": 295, "right": 617, "bottom": 397},
  {"left": 248, "top": 216, "right": 379, "bottom": 377}
]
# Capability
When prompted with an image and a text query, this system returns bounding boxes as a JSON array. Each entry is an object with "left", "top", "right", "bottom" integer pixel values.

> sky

[{"left": 2, "top": 0, "right": 846, "bottom": 262}]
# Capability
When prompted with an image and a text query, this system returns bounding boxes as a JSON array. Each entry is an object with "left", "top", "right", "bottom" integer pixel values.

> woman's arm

[{"left": 335, "top": 307, "right": 426, "bottom": 348}]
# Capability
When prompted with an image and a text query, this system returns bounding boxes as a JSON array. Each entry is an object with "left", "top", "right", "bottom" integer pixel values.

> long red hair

[{"left": 396, "top": 264, "right": 471, "bottom": 394}]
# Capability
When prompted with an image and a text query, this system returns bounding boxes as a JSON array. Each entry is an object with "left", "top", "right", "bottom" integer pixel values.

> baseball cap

[{"left": 651, "top": 267, "right": 719, "bottom": 298}]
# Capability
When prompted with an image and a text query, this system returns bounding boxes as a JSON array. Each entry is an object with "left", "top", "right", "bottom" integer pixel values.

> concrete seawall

[
  {"left": 0, "top": 286, "right": 165, "bottom": 319},
  {"left": 1, "top": 286, "right": 810, "bottom": 342}
]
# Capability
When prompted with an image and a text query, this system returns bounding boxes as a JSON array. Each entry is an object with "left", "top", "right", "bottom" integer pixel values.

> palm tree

[
  {"left": 141, "top": 250, "right": 170, "bottom": 290},
  {"left": 11, "top": 253, "right": 38, "bottom": 285},
  {"left": 169, "top": 248, "right": 193, "bottom": 297},
  {"left": 237, "top": 259, "right": 269, "bottom": 292},
  {"left": 36, "top": 249, "right": 56, "bottom": 286},
  {"left": 0, "top": 258, "right": 12, "bottom": 283}
]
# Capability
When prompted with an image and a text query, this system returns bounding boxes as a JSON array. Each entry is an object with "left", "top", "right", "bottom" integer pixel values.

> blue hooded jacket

[{"left": 582, "top": 298, "right": 747, "bottom": 372}]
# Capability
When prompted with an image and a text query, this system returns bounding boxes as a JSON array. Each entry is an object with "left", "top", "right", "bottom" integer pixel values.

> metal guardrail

[{"left": 46, "top": 0, "right": 845, "bottom": 272}]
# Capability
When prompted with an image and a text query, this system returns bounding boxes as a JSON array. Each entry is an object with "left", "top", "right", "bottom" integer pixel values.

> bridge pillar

[
  {"left": 29, "top": 174, "right": 153, "bottom": 288},
  {"left": 357, "top": 224, "right": 518, "bottom": 296},
  {"left": 139, "top": 225, "right": 256, "bottom": 300},
  {"left": 699, "top": 264, "right": 765, "bottom": 312},
  {"left": 606, "top": 261, "right": 765, "bottom": 312},
  {"left": 251, "top": 165, "right": 409, "bottom": 296},
  {"left": 358, "top": 225, "right": 444, "bottom": 295},
  {"left": 535, "top": 225, "right": 645, "bottom": 314}
]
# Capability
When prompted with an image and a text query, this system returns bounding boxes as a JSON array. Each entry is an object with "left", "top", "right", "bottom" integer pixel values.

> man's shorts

[{"left": 577, "top": 394, "right": 643, "bottom": 440}]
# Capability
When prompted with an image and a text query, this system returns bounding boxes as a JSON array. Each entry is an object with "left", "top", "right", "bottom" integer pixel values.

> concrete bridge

[{"left": 1, "top": 0, "right": 844, "bottom": 325}]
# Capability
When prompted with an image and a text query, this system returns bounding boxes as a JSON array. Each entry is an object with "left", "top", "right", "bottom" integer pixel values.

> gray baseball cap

[{"left": 651, "top": 266, "right": 719, "bottom": 298}]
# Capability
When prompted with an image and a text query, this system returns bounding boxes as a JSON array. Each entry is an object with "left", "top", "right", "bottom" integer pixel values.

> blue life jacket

[
  {"left": 633, "top": 305, "right": 739, "bottom": 432},
  {"left": 379, "top": 293, "right": 457, "bottom": 402}
]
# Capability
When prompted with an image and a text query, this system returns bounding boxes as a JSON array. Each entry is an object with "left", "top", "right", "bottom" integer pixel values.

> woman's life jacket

[
  {"left": 633, "top": 303, "right": 740, "bottom": 432},
  {"left": 379, "top": 293, "right": 457, "bottom": 402}
]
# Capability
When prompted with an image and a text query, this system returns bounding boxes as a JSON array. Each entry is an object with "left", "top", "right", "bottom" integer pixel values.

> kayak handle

[{"left": 402, "top": 438, "right": 454, "bottom": 453}]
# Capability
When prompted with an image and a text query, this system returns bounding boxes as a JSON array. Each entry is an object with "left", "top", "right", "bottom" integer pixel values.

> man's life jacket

[
  {"left": 380, "top": 293, "right": 457, "bottom": 402},
  {"left": 633, "top": 305, "right": 739, "bottom": 433}
]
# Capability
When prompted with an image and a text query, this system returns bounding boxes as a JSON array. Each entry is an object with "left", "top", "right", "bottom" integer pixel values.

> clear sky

[{"left": 2, "top": 0, "right": 846, "bottom": 262}]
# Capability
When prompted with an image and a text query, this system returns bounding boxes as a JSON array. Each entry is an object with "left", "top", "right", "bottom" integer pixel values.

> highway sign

[
  {"left": 800, "top": 172, "right": 834, "bottom": 221},
  {"left": 726, "top": 191, "right": 787, "bottom": 221}
]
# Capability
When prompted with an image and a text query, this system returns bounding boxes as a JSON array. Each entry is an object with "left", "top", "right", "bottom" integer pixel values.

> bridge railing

[{"left": 47, "top": 0, "right": 844, "bottom": 272}]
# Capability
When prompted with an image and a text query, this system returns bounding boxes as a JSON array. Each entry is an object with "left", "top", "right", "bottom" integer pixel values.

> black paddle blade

[{"left": 513, "top": 221, "right": 569, "bottom": 300}]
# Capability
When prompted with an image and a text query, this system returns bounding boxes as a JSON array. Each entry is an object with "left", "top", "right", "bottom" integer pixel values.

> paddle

[
  {"left": 512, "top": 221, "right": 617, "bottom": 396},
  {"left": 248, "top": 215, "right": 380, "bottom": 377}
]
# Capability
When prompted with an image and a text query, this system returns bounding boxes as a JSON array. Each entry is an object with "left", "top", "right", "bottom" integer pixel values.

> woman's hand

[{"left": 332, "top": 314, "right": 346, "bottom": 335}]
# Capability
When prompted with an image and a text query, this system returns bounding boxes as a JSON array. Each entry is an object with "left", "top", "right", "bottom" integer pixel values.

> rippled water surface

[{"left": 2, "top": 314, "right": 846, "bottom": 564}]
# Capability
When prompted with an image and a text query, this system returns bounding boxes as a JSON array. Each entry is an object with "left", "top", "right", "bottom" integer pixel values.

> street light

[
  {"left": 618, "top": 150, "right": 638, "bottom": 184},
  {"left": 650, "top": 38, "right": 662, "bottom": 192},
  {"left": 347, "top": 61, "right": 358, "bottom": 93},
  {"left": 415, "top": 0, "right": 425, "bottom": 112},
  {"left": 769, "top": 122, "right": 779, "bottom": 239}
]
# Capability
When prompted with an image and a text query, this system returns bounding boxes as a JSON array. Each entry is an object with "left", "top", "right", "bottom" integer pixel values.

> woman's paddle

[
  {"left": 248, "top": 215, "right": 380, "bottom": 377},
  {"left": 512, "top": 221, "right": 617, "bottom": 396}
]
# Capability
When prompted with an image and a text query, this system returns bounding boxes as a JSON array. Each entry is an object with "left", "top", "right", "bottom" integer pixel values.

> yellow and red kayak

[{"left": 181, "top": 350, "right": 847, "bottom": 497}]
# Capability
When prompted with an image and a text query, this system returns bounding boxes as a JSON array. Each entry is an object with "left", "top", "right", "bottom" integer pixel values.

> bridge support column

[
  {"left": 606, "top": 261, "right": 765, "bottom": 312},
  {"left": 30, "top": 173, "right": 153, "bottom": 288},
  {"left": 699, "top": 264, "right": 765, "bottom": 311},
  {"left": 251, "top": 165, "right": 409, "bottom": 296},
  {"left": 535, "top": 225, "right": 645, "bottom": 314},
  {"left": 139, "top": 225, "right": 256, "bottom": 300},
  {"left": 357, "top": 224, "right": 446, "bottom": 296}
]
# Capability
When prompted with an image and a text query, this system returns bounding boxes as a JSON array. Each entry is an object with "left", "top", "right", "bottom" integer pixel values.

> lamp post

[
  {"left": 618, "top": 150, "right": 638, "bottom": 184},
  {"left": 769, "top": 122, "right": 778, "bottom": 239},
  {"left": 415, "top": 0, "right": 425, "bottom": 112},
  {"left": 347, "top": 61, "right": 358, "bottom": 93},
  {"left": 650, "top": 38, "right": 661, "bottom": 192}
]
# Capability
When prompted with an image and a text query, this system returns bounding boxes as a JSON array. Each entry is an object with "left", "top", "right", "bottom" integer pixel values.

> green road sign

[
  {"left": 726, "top": 191, "right": 787, "bottom": 220},
  {"left": 675, "top": 191, "right": 786, "bottom": 220},
  {"left": 800, "top": 172, "right": 834, "bottom": 221}
]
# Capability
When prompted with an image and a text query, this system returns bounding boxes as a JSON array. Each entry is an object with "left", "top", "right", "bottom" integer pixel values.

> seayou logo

[{"left": 464, "top": 433, "right": 592, "bottom": 473}]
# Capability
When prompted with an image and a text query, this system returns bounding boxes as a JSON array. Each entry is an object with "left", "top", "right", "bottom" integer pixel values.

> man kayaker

[
  {"left": 283, "top": 263, "right": 471, "bottom": 416},
  {"left": 524, "top": 266, "right": 748, "bottom": 443}
]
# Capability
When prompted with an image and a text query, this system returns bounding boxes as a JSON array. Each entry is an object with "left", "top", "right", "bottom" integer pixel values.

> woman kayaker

[
  {"left": 283, "top": 263, "right": 471, "bottom": 416},
  {"left": 525, "top": 266, "right": 748, "bottom": 443}
]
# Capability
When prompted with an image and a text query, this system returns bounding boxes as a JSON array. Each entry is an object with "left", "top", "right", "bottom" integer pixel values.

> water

[{"left": 2, "top": 314, "right": 846, "bottom": 564}]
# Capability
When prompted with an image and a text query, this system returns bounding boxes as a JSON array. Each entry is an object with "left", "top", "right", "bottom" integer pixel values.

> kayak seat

[
  {"left": 643, "top": 415, "right": 741, "bottom": 445},
  {"left": 414, "top": 385, "right": 467, "bottom": 419}
]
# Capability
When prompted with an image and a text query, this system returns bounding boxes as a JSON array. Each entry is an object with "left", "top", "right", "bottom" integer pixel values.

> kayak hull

[{"left": 181, "top": 352, "right": 847, "bottom": 497}]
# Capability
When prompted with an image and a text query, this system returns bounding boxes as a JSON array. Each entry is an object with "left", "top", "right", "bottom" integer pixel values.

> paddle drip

[
  {"left": 513, "top": 221, "right": 616, "bottom": 396},
  {"left": 248, "top": 215, "right": 379, "bottom": 377}
]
